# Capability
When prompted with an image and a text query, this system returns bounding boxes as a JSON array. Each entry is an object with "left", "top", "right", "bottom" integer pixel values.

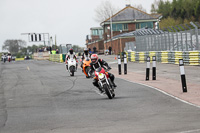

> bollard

[
  {"left": 124, "top": 53, "right": 127, "bottom": 74},
  {"left": 146, "top": 56, "right": 150, "bottom": 80},
  {"left": 179, "top": 59, "right": 187, "bottom": 92},
  {"left": 152, "top": 56, "right": 156, "bottom": 80},
  {"left": 118, "top": 54, "right": 121, "bottom": 75}
]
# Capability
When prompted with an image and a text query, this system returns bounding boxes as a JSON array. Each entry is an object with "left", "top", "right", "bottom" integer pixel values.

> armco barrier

[
  {"left": 183, "top": 51, "right": 189, "bottom": 65},
  {"left": 168, "top": 51, "right": 175, "bottom": 64},
  {"left": 15, "top": 58, "right": 24, "bottom": 61},
  {"left": 130, "top": 52, "right": 135, "bottom": 62},
  {"left": 161, "top": 51, "right": 168, "bottom": 63},
  {"left": 139, "top": 52, "right": 145, "bottom": 63},
  {"left": 189, "top": 51, "right": 200, "bottom": 65},
  {"left": 126, "top": 51, "right": 200, "bottom": 66},
  {"left": 175, "top": 51, "right": 183, "bottom": 64},
  {"left": 149, "top": 51, "right": 156, "bottom": 62}
]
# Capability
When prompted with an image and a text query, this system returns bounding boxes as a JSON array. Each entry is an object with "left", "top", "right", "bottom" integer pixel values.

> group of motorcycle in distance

[
  {"left": 1, "top": 54, "right": 12, "bottom": 63},
  {"left": 65, "top": 56, "right": 116, "bottom": 99}
]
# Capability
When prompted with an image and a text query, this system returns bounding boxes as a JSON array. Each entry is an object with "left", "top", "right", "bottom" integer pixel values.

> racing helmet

[
  {"left": 69, "top": 49, "right": 73, "bottom": 54},
  {"left": 91, "top": 54, "right": 98, "bottom": 64}
]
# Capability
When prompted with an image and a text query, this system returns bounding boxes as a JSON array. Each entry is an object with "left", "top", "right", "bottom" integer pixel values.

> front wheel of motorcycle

[
  {"left": 70, "top": 71, "right": 74, "bottom": 76},
  {"left": 103, "top": 84, "right": 113, "bottom": 99}
]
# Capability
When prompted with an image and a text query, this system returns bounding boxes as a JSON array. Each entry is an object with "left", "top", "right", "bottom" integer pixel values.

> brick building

[{"left": 86, "top": 5, "right": 162, "bottom": 54}]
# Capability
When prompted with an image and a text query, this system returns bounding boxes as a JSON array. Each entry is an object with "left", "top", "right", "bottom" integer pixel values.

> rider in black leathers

[
  {"left": 81, "top": 48, "right": 91, "bottom": 69},
  {"left": 90, "top": 54, "right": 117, "bottom": 91}
]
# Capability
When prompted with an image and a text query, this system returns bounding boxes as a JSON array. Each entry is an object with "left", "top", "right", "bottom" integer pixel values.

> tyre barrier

[{"left": 126, "top": 51, "right": 200, "bottom": 66}]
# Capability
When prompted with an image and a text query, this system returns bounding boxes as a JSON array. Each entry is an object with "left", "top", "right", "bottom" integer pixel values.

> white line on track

[
  {"left": 108, "top": 61, "right": 117, "bottom": 64},
  {"left": 178, "top": 129, "right": 200, "bottom": 133},
  {"left": 119, "top": 78, "right": 200, "bottom": 109},
  {"left": 27, "top": 66, "right": 30, "bottom": 71}
]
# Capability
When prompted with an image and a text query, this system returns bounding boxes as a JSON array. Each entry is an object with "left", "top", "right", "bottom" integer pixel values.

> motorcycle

[
  {"left": 7, "top": 55, "right": 11, "bottom": 62},
  {"left": 66, "top": 56, "right": 77, "bottom": 76},
  {"left": 82, "top": 57, "right": 91, "bottom": 78},
  {"left": 93, "top": 67, "right": 115, "bottom": 99},
  {"left": 2, "top": 56, "right": 6, "bottom": 63}
]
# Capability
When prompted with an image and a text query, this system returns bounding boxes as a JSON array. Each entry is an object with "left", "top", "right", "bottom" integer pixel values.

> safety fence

[
  {"left": 126, "top": 51, "right": 200, "bottom": 65},
  {"left": 135, "top": 28, "right": 200, "bottom": 52}
]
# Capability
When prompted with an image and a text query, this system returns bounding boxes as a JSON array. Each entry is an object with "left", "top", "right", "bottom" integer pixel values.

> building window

[
  {"left": 112, "top": 24, "right": 128, "bottom": 31},
  {"left": 91, "top": 29, "right": 103, "bottom": 39},
  {"left": 123, "top": 24, "right": 128, "bottom": 31},
  {"left": 136, "top": 22, "right": 153, "bottom": 29},
  {"left": 92, "top": 30, "right": 98, "bottom": 35}
]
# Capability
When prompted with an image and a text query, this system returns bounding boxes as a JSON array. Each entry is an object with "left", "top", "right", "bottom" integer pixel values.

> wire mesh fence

[{"left": 134, "top": 29, "right": 200, "bottom": 52}]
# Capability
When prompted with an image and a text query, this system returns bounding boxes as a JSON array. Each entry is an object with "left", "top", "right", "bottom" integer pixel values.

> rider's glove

[{"left": 107, "top": 66, "right": 111, "bottom": 69}]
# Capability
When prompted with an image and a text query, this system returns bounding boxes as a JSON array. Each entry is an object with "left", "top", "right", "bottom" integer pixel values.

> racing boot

[
  {"left": 66, "top": 64, "right": 68, "bottom": 70},
  {"left": 75, "top": 63, "right": 78, "bottom": 72},
  {"left": 112, "top": 82, "right": 117, "bottom": 88}
]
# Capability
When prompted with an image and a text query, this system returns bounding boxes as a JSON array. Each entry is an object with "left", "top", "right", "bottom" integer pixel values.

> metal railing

[{"left": 135, "top": 29, "right": 200, "bottom": 51}]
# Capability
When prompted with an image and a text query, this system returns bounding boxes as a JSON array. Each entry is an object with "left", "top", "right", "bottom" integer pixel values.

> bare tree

[
  {"left": 133, "top": 4, "right": 147, "bottom": 13},
  {"left": 151, "top": 0, "right": 159, "bottom": 14},
  {"left": 94, "top": 0, "right": 119, "bottom": 23},
  {"left": 2, "top": 39, "right": 26, "bottom": 54}
]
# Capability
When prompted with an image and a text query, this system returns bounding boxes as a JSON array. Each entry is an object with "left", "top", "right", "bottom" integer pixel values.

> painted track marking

[
  {"left": 119, "top": 78, "right": 200, "bottom": 109},
  {"left": 27, "top": 66, "right": 30, "bottom": 71}
]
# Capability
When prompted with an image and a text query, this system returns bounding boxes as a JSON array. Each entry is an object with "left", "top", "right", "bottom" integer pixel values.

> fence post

[
  {"left": 152, "top": 56, "right": 156, "bottom": 80},
  {"left": 179, "top": 59, "right": 187, "bottom": 92},
  {"left": 124, "top": 53, "right": 127, "bottom": 75},
  {"left": 146, "top": 56, "right": 150, "bottom": 80},
  {"left": 118, "top": 54, "right": 121, "bottom": 75},
  {"left": 190, "top": 22, "right": 199, "bottom": 50}
]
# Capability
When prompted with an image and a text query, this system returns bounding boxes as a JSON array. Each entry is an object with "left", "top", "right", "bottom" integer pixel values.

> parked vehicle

[
  {"left": 92, "top": 67, "right": 115, "bottom": 99},
  {"left": 24, "top": 56, "right": 30, "bottom": 60}
]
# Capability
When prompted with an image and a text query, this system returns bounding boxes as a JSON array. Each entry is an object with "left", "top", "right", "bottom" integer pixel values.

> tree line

[
  {"left": 151, "top": 0, "right": 200, "bottom": 29},
  {"left": 2, "top": 39, "right": 51, "bottom": 57},
  {"left": 2, "top": 39, "right": 84, "bottom": 58}
]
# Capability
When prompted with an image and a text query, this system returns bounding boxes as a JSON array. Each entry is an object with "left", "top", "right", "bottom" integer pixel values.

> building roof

[
  {"left": 150, "top": 13, "right": 162, "bottom": 18},
  {"left": 112, "top": 28, "right": 165, "bottom": 39},
  {"left": 102, "top": 6, "right": 159, "bottom": 25},
  {"left": 90, "top": 27, "right": 103, "bottom": 30}
]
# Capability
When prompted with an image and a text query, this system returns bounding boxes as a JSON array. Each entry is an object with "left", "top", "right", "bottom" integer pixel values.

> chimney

[{"left": 125, "top": 0, "right": 131, "bottom": 7}]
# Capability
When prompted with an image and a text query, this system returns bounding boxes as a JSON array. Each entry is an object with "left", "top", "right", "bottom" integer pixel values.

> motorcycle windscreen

[{"left": 95, "top": 67, "right": 105, "bottom": 73}]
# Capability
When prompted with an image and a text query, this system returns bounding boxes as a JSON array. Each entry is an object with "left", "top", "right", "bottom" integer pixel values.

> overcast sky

[{"left": 0, "top": 0, "right": 165, "bottom": 52}]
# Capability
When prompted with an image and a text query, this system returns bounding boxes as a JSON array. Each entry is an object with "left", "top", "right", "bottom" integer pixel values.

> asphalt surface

[{"left": 0, "top": 60, "right": 200, "bottom": 133}]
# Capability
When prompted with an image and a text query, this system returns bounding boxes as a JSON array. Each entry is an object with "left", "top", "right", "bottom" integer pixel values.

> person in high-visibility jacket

[{"left": 52, "top": 50, "right": 56, "bottom": 54}]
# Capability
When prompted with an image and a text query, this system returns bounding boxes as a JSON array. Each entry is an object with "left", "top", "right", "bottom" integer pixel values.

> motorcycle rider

[
  {"left": 7, "top": 52, "right": 12, "bottom": 62},
  {"left": 81, "top": 48, "right": 91, "bottom": 69},
  {"left": 90, "top": 54, "right": 117, "bottom": 93},
  {"left": 65, "top": 49, "right": 78, "bottom": 70},
  {"left": 2, "top": 53, "right": 7, "bottom": 62}
]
